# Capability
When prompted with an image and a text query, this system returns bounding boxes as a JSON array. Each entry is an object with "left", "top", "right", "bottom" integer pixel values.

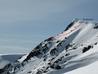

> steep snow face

[{"left": 1, "top": 19, "right": 98, "bottom": 74}]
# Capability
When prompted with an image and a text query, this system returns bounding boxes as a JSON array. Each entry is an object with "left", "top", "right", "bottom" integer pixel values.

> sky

[{"left": 0, "top": 0, "right": 98, "bottom": 54}]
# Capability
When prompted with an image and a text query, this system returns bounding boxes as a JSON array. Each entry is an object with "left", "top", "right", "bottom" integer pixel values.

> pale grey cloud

[
  {"left": 0, "top": 0, "right": 69, "bottom": 23},
  {"left": 0, "top": 0, "right": 98, "bottom": 54}
]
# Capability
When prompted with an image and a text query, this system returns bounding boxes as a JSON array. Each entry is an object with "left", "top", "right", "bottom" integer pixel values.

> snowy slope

[
  {"left": 1, "top": 19, "right": 98, "bottom": 74},
  {"left": 64, "top": 41, "right": 98, "bottom": 74},
  {"left": 64, "top": 61, "right": 98, "bottom": 74}
]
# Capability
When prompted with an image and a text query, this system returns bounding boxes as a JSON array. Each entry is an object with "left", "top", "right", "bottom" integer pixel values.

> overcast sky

[{"left": 0, "top": 0, "right": 98, "bottom": 54}]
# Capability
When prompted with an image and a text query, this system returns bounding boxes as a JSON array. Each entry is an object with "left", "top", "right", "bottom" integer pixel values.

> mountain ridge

[{"left": 1, "top": 19, "right": 98, "bottom": 74}]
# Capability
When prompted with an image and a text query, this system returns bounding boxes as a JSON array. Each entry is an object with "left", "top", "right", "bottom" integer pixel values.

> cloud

[
  {"left": 0, "top": 0, "right": 98, "bottom": 54},
  {"left": 0, "top": 0, "right": 69, "bottom": 23}
]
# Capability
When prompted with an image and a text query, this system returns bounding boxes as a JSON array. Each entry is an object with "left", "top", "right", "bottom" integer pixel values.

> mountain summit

[{"left": 1, "top": 19, "right": 98, "bottom": 74}]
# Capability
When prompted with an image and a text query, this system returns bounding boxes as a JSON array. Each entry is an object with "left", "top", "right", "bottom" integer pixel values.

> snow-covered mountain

[
  {"left": 0, "top": 54, "right": 23, "bottom": 73},
  {"left": 1, "top": 19, "right": 98, "bottom": 74}
]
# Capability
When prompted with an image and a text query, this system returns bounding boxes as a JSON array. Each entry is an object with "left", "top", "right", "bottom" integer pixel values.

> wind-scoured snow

[{"left": 1, "top": 19, "right": 98, "bottom": 74}]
